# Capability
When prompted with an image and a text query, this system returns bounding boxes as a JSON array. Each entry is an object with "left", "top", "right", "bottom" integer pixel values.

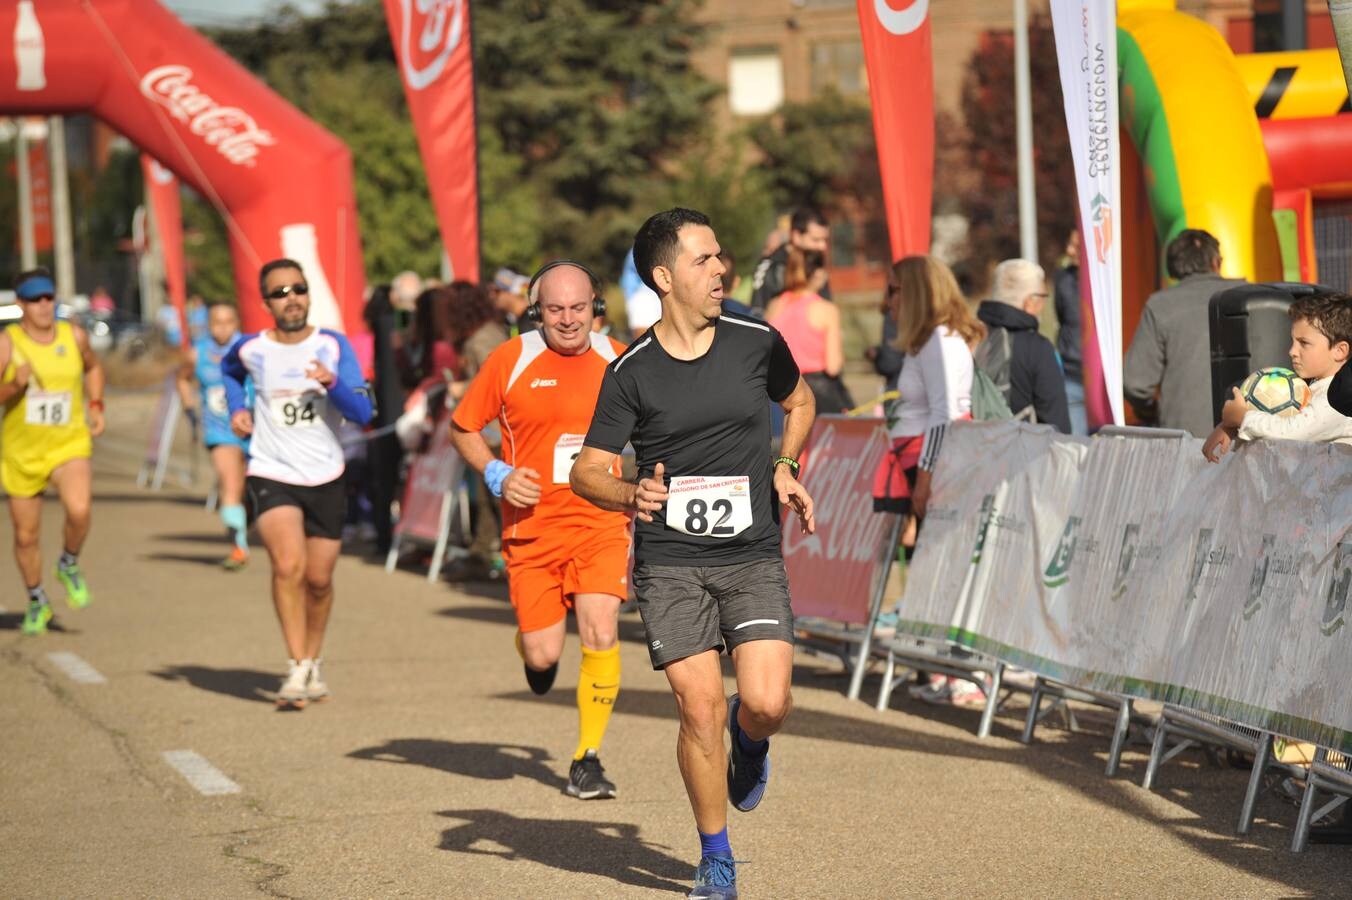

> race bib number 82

[{"left": 666, "top": 475, "right": 753, "bottom": 538}]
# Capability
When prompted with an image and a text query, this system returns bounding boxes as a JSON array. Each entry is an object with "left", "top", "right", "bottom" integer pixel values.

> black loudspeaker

[{"left": 1208, "top": 282, "right": 1323, "bottom": 424}]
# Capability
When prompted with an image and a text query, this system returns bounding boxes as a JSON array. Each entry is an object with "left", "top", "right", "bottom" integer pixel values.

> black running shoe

[
  {"left": 524, "top": 661, "right": 558, "bottom": 696},
  {"left": 726, "top": 693, "right": 770, "bottom": 812},
  {"left": 565, "top": 750, "right": 617, "bottom": 799}
]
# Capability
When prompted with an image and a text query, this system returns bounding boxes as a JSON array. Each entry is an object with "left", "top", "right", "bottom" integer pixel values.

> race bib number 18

[
  {"left": 25, "top": 390, "right": 72, "bottom": 426},
  {"left": 666, "top": 475, "right": 753, "bottom": 538}
]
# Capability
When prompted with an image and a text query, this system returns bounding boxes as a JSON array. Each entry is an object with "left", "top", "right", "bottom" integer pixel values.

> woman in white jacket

[
  {"left": 871, "top": 255, "right": 987, "bottom": 708},
  {"left": 872, "top": 255, "right": 984, "bottom": 519}
]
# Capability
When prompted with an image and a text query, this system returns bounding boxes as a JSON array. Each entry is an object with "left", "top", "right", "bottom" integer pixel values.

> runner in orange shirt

[{"left": 450, "top": 260, "right": 630, "bottom": 800}]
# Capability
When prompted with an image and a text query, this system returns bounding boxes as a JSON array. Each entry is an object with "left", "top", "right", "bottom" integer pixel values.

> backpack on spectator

[
  {"left": 973, "top": 326, "right": 1040, "bottom": 422},
  {"left": 971, "top": 326, "right": 1015, "bottom": 421}
]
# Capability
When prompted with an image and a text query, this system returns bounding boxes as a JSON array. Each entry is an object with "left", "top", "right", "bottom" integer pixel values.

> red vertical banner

[
  {"left": 382, "top": 0, "right": 480, "bottom": 283},
  {"left": 140, "top": 154, "right": 188, "bottom": 346},
  {"left": 28, "top": 136, "right": 52, "bottom": 252},
  {"left": 856, "top": 0, "right": 935, "bottom": 262}
]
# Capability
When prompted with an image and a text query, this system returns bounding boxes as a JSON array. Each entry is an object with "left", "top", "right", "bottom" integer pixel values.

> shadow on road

[
  {"left": 438, "top": 602, "right": 649, "bottom": 643},
  {"left": 150, "top": 665, "right": 275, "bottom": 703},
  {"left": 347, "top": 739, "right": 567, "bottom": 791},
  {"left": 140, "top": 551, "right": 229, "bottom": 567},
  {"left": 0, "top": 612, "right": 76, "bottom": 633},
  {"left": 92, "top": 492, "right": 207, "bottom": 507},
  {"left": 150, "top": 532, "right": 231, "bottom": 545},
  {"left": 435, "top": 808, "right": 689, "bottom": 894}
]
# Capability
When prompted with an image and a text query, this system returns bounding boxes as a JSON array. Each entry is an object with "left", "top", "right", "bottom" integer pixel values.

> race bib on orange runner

[
  {"left": 667, "top": 475, "right": 753, "bottom": 538},
  {"left": 25, "top": 390, "right": 72, "bottom": 426},
  {"left": 553, "top": 433, "right": 586, "bottom": 484}
]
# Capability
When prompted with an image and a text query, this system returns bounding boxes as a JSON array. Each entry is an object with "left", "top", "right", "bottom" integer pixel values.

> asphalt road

[{"left": 2, "top": 391, "right": 1347, "bottom": 898}]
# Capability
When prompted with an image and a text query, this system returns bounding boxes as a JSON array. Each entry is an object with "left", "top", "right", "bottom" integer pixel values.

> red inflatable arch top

[{"left": 0, "top": 0, "right": 365, "bottom": 334}]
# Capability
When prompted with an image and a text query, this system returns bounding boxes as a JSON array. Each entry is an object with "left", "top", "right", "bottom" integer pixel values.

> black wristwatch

[{"left": 773, "top": 455, "right": 800, "bottom": 476}]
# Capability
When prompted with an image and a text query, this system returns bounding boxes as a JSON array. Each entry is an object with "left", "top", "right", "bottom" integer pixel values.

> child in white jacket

[{"left": 1203, "top": 292, "right": 1352, "bottom": 461}]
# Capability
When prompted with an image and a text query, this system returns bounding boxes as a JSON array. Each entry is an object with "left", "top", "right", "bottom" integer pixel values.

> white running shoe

[
  {"left": 277, "top": 659, "right": 311, "bottom": 709},
  {"left": 307, "top": 658, "right": 330, "bottom": 702}
]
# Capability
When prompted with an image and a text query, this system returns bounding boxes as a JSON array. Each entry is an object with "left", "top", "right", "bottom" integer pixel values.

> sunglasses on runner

[
  {"left": 266, "top": 283, "right": 309, "bottom": 301},
  {"left": 19, "top": 294, "right": 54, "bottom": 303}
]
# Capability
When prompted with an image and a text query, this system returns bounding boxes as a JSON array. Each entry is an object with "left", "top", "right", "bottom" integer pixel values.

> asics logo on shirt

[{"left": 529, "top": 378, "right": 558, "bottom": 388}]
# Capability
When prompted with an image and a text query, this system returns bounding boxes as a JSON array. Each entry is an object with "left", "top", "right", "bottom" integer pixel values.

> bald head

[
  {"left": 532, "top": 263, "right": 598, "bottom": 356},
  {"left": 531, "top": 264, "right": 594, "bottom": 306}
]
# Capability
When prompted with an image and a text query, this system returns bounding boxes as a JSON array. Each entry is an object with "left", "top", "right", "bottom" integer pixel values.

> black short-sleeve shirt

[{"left": 584, "top": 313, "right": 800, "bottom": 566}]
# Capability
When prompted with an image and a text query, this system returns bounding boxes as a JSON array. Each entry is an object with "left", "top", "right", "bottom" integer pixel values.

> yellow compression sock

[{"left": 575, "top": 644, "right": 621, "bottom": 760}]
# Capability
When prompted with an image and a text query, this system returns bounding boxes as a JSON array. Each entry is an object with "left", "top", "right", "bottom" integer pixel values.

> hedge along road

[{"left": 0, "top": 392, "right": 1344, "bottom": 898}]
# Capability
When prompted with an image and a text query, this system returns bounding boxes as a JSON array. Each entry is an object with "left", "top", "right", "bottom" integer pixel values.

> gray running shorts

[{"left": 631, "top": 557, "right": 795, "bottom": 670}]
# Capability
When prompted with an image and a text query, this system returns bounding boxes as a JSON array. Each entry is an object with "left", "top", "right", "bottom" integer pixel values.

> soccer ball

[{"left": 1239, "top": 367, "right": 1311, "bottom": 417}]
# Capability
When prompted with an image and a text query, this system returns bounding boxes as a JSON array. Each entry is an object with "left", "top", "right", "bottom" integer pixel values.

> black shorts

[
  {"left": 631, "top": 557, "right": 795, "bottom": 670},
  {"left": 246, "top": 475, "right": 346, "bottom": 540}
]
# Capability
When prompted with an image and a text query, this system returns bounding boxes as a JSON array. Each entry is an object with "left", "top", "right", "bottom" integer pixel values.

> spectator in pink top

[{"left": 765, "top": 247, "right": 853, "bottom": 414}]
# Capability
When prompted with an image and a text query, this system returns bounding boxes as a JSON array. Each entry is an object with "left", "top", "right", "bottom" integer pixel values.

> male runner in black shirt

[{"left": 572, "top": 208, "right": 816, "bottom": 900}]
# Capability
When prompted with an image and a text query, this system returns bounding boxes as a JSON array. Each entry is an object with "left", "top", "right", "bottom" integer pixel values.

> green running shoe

[
  {"left": 55, "top": 561, "right": 91, "bottom": 609},
  {"left": 21, "top": 600, "right": 52, "bottom": 636}
]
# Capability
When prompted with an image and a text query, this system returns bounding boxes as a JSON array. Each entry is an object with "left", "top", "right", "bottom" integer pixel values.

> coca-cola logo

[
  {"left": 397, "top": 0, "right": 465, "bottom": 91},
  {"left": 139, "top": 65, "right": 277, "bottom": 167},
  {"left": 783, "top": 421, "right": 891, "bottom": 566},
  {"left": 874, "top": 0, "right": 929, "bottom": 36}
]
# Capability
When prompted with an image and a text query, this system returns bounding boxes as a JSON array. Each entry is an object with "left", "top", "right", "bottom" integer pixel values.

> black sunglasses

[
  {"left": 20, "top": 294, "right": 54, "bottom": 303},
  {"left": 266, "top": 283, "right": 309, "bottom": 301}
]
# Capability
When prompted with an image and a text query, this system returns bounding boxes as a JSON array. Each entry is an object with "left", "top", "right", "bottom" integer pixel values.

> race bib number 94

[
  {"left": 667, "top": 475, "right": 753, "bottom": 538},
  {"left": 269, "top": 393, "right": 323, "bottom": 428},
  {"left": 25, "top": 390, "right": 72, "bottom": 426},
  {"left": 553, "top": 433, "right": 585, "bottom": 484}
]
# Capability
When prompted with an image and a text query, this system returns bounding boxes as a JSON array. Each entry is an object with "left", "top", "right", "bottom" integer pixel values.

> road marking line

[
  {"left": 46, "top": 651, "right": 107, "bottom": 684},
  {"left": 162, "top": 750, "right": 241, "bottom": 796}
]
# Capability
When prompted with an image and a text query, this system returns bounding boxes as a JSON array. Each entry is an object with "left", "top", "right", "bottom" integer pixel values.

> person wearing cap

[
  {"left": 489, "top": 267, "right": 535, "bottom": 337},
  {"left": 0, "top": 267, "right": 106, "bottom": 635}
]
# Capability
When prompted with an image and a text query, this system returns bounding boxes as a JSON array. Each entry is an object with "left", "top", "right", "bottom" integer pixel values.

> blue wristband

[{"left": 485, "top": 459, "right": 514, "bottom": 498}]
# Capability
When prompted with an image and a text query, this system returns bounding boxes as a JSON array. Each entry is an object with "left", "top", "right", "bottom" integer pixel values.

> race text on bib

[
  {"left": 666, "top": 475, "right": 753, "bottom": 538},
  {"left": 553, "top": 433, "right": 585, "bottom": 484}
]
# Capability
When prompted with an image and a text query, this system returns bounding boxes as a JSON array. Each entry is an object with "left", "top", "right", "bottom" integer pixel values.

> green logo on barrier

[
  {"left": 971, "top": 494, "right": 996, "bottom": 565},
  {"left": 1322, "top": 540, "right": 1352, "bottom": 636},
  {"left": 1042, "top": 516, "right": 1080, "bottom": 588},
  {"left": 1110, "top": 523, "right": 1141, "bottom": 602},
  {"left": 1244, "top": 534, "right": 1276, "bottom": 621},
  {"left": 1185, "top": 528, "right": 1215, "bottom": 606}
]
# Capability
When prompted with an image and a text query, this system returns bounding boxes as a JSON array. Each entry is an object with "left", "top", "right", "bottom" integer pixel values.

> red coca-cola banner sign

[
  {"left": 396, "top": 416, "right": 463, "bottom": 543},
  {"left": 857, "top": 0, "right": 935, "bottom": 261},
  {"left": 782, "top": 416, "right": 895, "bottom": 625},
  {"left": 382, "top": 0, "right": 480, "bottom": 283},
  {"left": 141, "top": 155, "right": 188, "bottom": 347},
  {"left": 0, "top": 0, "right": 365, "bottom": 334}
]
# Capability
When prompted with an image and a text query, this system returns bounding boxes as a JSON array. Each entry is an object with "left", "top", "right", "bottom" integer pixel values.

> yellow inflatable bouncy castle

[{"left": 1115, "top": 0, "right": 1352, "bottom": 347}]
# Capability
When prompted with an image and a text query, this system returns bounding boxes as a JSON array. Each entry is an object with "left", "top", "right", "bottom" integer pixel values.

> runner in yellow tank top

[{"left": 0, "top": 268, "right": 106, "bottom": 635}]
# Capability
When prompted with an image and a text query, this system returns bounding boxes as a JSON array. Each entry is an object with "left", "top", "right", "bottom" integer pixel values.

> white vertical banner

[{"left": 1051, "top": 0, "right": 1124, "bottom": 426}]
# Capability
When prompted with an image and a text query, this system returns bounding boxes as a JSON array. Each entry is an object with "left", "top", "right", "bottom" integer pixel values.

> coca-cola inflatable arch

[{"left": 1, "top": 0, "right": 364, "bottom": 334}]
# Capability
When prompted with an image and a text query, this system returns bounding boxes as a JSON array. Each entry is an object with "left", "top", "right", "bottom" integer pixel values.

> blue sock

[
  {"left": 699, "top": 827, "right": 731, "bottom": 859},
  {"left": 221, "top": 504, "right": 249, "bottom": 552},
  {"left": 736, "top": 721, "right": 768, "bottom": 757}
]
